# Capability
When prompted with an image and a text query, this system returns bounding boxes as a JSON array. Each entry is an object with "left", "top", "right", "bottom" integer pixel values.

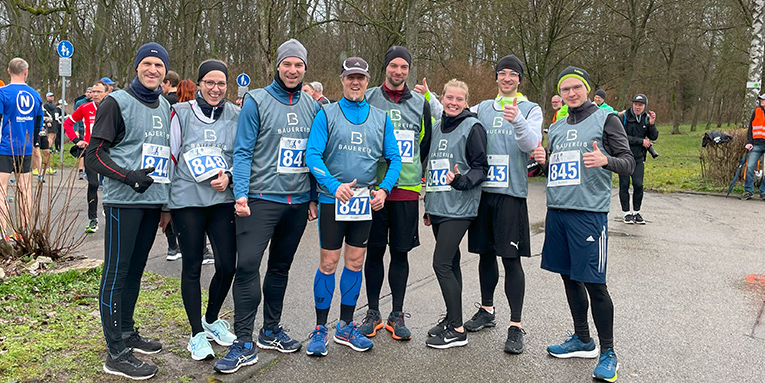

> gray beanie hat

[{"left": 277, "top": 39, "right": 308, "bottom": 68}]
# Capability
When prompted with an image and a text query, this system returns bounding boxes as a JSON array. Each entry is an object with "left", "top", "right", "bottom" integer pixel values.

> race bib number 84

[
  {"left": 277, "top": 137, "right": 308, "bottom": 173},
  {"left": 142, "top": 143, "right": 170, "bottom": 184},
  {"left": 548, "top": 150, "right": 581, "bottom": 187},
  {"left": 335, "top": 188, "right": 372, "bottom": 221}
]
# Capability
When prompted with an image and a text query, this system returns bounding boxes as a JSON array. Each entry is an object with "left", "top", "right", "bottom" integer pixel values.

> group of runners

[{"left": 0, "top": 38, "right": 638, "bottom": 382}]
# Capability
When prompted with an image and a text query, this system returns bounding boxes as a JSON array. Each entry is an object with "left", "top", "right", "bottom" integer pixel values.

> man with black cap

[
  {"left": 617, "top": 93, "right": 657, "bottom": 224},
  {"left": 593, "top": 89, "right": 616, "bottom": 114},
  {"left": 357, "top": 45, "right": 431, "bottom": 341},
  {"left": 63, "top": 80, "right": 110, "bottom": 234},
  {"left": 458, "top": 54, "right": 542, "bottom": 355},
  {"left": 305, "top": 56, "right": 401, "bottom": 356},
  {"left": 43, "top": 91, "right": 61, "bottom": 155},
  {"left": 86, "top": 42, "right": 171, "bottom": 380},
  {"left": 533, "top": 66, "right": 634, "bottom": 382},
  {"left": 742, "top": 94, "right": 765, "bottom": 200},
  {"left": 216, "top": 38, "right": 320, "bottom": 373}
]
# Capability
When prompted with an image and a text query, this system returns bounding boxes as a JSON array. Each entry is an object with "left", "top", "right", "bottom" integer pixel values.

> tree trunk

[{"left": 745, "top": 0, "right": 765, "bottom": 123}]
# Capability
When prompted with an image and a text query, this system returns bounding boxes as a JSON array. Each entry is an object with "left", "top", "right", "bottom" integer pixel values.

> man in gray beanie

[{"left": 219, "top": 38, "right": 321, "bottom": 373}]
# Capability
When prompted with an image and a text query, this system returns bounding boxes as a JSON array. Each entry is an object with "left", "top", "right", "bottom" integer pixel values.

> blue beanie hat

[{"left": 134, "top": 42, "right": 169, "bottom": 71}]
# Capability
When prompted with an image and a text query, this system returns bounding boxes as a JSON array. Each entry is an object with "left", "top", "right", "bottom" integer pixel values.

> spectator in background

[
  {"left": 310, "top": 81, "right": 330, "bottom": 105},
  {"left": 618, "top": 94, "right": 657, "bottom": 224},
  {"left": 162, "top": 71, "right": 180, "bottom": 104},
  {"left": 177, "top": 79, "right": 195, "bottom": 103},
  {"left": 302, "top": 82, "right": 315, "bottom": 98},
  {"left": 742, "top": 94, "right": 765, "bottom": 200},
  {"left": 73, "top": 87, "right": 93, "bottom": 178},
  {"left": 551, "top": 94, "right": 567, "bottom": 123},
  {"left": 100, "top": 77, "right": 116, "bottom": 92},
  {"left": 593, "top": 89, "right": 616, "bottom": 114},
  {"left": 43, "top": 92, "right": 61, "bottom": 156}
]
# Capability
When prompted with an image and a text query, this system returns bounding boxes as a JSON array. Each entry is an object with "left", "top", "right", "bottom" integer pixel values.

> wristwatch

[{"left": 379, "top": 187, "right": 390, "bottom": 196}]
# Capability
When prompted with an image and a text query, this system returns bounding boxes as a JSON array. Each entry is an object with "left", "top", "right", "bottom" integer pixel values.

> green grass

[{"left": 0, "top": 267, "right": 197, "bottom": 383}]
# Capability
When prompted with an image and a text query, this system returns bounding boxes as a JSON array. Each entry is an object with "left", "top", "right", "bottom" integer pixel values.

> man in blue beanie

[{"left": 86, "top": 42, "right": 171, "bottom": 380}]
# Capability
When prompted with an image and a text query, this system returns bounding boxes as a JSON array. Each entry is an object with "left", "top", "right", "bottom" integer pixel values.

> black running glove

[{"left": 124, "top": 167, "right": 155, "bottom": 193}]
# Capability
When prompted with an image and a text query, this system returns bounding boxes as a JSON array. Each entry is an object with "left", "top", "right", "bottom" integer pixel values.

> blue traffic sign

[
  {"left": 57, "top": 40, "right": 74, "bottom": 58},
  {"left": 237, "top": 73, "right": 251, "bottom": 87}
]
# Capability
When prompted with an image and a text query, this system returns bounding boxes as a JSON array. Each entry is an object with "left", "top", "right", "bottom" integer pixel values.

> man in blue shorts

[
  {"left": 534, "top": 66, "right": 634, "bottom": 382},
  {"left": 0, "top": 58, "right": 43, "bottom": 237},
  {"left": 304, "top": 56, "right": 401, "bottom": 356}
]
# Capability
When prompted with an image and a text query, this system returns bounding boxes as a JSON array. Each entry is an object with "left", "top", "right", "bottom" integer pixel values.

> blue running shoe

[
  {"left": 187, "top": 332, "right": 214, "bottom": 361},
  {"left": 202, "top": 316, "right": 236, "bottom": 346},
  {"left": 593, "top": 348, "right": 619, "bottom": 382},
  {"left": 307, "top": 325, "right": 328, "bottom": 356},
  {"left": 547, "top": 333, "right": 599, "bottom": 359},
  {"left": 257, "top": 327, "right": 302, "bottom": 353},
  {"left": 333, "top": 320, "right": 373, "bottom": 352},
  {"left": 213, "top": 340, "right": 258, "bottom": 374}
]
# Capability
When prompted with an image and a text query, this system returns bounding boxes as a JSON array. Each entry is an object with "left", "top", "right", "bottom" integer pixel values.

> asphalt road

[{"left": 57, "top": 174, "right": 765, "bottom": 382}]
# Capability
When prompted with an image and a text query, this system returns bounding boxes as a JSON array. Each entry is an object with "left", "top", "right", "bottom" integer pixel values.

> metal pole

[{"left": 60, "top": 76, "right": 65, "bottom": 165}]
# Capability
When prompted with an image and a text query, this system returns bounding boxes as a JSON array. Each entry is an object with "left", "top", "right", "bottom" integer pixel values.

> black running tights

[
  {"left": 364, "top": 246, "right": 409, "bottom": 313},
  {"left": 561, "top": 274, "right": 614, "bottom": 350},
  {"left": 478, "top": 252, "right": 525, "bottom": 323},
  {"left": 431, "top": 220, "right": 471, "bottom": 328},
  {"left": 172, "top": 204, "right": 237, "bottom": 336}
]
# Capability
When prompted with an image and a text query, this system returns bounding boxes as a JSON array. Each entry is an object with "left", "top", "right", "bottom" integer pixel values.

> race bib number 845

[{"left": 548, "top": 150, "right": 581, "bottom": 187}]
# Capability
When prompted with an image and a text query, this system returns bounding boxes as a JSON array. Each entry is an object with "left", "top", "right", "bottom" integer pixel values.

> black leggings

[
  {"left": 618, "top": 160, "right": 645, "bottom": 212},
  {"left": 233, "top": 199, "right": 309, "bottom": 341},
  {"left": 431, "top": 220, "right": 471, "bottom": 328},
  {"left": 561, "top": 274, "right": 614, "bottom": 350},
  {"left": 84, "top": 160, "right": 99, "bottom": 220},
  {"left": 172, "top": 204, "right": 237, "bottom": 336},
  {"left": 99, "top": 207, "right": 160, "bottom": 355},
  {"left": 478, "top": 253, "right": 525, "bottom": 323},
  {"left": 364, "top": 246, "right": 409, "bottom": 313}
]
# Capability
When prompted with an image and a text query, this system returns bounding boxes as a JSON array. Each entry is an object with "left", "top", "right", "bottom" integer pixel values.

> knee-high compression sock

[
  {"left": 314, "top": 269, "right": 335, "bottom": 326},
  {"left": 339, "top": 267, "right": 362, "bottom": 323}
]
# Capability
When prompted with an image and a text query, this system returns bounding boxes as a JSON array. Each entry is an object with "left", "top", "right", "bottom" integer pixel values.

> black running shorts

[
  {"left": 468, "top": 191, "right": 531, "bottom": 258},
  {"left": 319, "top": 203, "right": 373, "bottom": 250}
]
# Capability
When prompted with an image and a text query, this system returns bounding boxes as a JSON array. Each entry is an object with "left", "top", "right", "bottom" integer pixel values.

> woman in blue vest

[
  {"left": 167, "top": 59, "right": 238, "bottom": 361},
  {"left": 423, "top": 79, "right": 488, "bottom": 349}
]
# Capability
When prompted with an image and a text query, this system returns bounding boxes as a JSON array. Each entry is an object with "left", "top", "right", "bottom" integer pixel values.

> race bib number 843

[{"left": 548, "top": 150, "right": 581, "bottom": 187}]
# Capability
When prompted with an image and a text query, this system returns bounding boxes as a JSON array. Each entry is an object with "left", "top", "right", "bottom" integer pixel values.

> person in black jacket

[{"left": 617, "top": 94, "right": 658, "bottom": 224}]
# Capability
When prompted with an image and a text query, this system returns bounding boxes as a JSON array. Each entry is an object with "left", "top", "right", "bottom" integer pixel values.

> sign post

[
  {"left": 237, "top": 73, "right": 251, "bottom": 98},
  {"left": 57, "top": 40, "right": 73, "bottom": 165}
]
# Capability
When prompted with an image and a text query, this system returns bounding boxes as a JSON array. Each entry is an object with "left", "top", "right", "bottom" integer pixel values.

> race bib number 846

[{"left": 427, "top": 158, "right": 451, "bottom": 192}]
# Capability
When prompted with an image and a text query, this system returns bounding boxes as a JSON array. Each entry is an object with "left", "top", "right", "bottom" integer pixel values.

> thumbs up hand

[
  {"left": 413, "top": 78, "right": 430, "bottom": 96},
  {"left": 210, "top": 170, "right": 229, "bottom": 191},
  {"left": 583, "top": 141, "right": 608, "bottom": 168},
  {"left": 445, "top": 164, "right": 460, "bottom": 184},
  {"left": 503, "top": 97, "right": 519, "bottom": 123},
  {"left": 533, "top": 140, "right": 546, "bottom": 165}
]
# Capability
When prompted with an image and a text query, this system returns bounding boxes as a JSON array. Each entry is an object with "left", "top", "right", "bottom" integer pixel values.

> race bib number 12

[
  {"left": 394, "top": 130, "right": 415, "bottom": 163},
  {"left": 335, "top": 188, "right": 372, "bottom": 221},
  {"left": 548, "top": 150, "right": 581, "bottom": 187},
  {"left": 142, "top": 143, "right": 170, "bottom": 184}
]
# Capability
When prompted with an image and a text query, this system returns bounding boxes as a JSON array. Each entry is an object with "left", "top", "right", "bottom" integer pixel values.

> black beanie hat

[
  {"left": 384, "top": 46, "right": 412, "bottom": 69},
  {"left": 134, "top": 42, "right": 169, "bottom": 71},
  {"left": 495, "top": 55, "right": 523, "bottom": 82},
  {"left": 595, "top": 89, "right": 606, "bottom": 99},
  {"left": 557, "top": 66, "right": 591, "bottom": 93},
  {"left": 197, "top": 60, "right": 228, "bottom": 83}
]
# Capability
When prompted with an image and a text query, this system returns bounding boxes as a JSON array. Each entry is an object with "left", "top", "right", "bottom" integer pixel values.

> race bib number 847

[{"left": 335, "top": 188, "right": 372, "bottom": 221}]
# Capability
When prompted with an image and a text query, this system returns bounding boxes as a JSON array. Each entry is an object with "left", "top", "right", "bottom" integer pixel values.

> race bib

[
  {"left": 548, "top": 150, "right": 581, "bottom": 187},
  {"left": 335, "top": 188, "right": 372, "bottom": 221},
  {"left": 183, "top": 146, "right": 228, "bottom": 183},
  {"left": 426, "top": 158, "right": 451, "bottom": 192},
  {"left": 277, "top": 137, "right": 308, "bottom": 174},
  {"left": 484, "top": 154, "right": 509, "bottom": 188},
  {"left": 394, "top": 130, "right": 415, "bottom": 163},
  {"left": 141, "top": 143, "right": 170, "bottom": 184}
]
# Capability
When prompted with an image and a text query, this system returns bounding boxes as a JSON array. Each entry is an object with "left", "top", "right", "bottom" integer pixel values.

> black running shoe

[
  {"left": 123, "top": 328, "right": 162, "bottom": 355},
  {"left": 103, "top": 349, "right": 158, "bottom": 380},
  {"left": 427, "top": 316, "right": 448, "bottom": 337},
  {"left": 741, "top": 191, "right": 753, "bottom": 200},
  {"left": 504, "top": 326, "right": 526, "bottom": 354},
  {"left": 623, "top": 214, "right": 633, "bottom": 224},
  {"left": 633, "top": 213, "right": 645, "bottom": 225},
  {"left": 464, "top": 305, "right": 496, "bottom": 332},
  {"left": 426, "top": 326, "right": 467, "bottom": 349}
]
